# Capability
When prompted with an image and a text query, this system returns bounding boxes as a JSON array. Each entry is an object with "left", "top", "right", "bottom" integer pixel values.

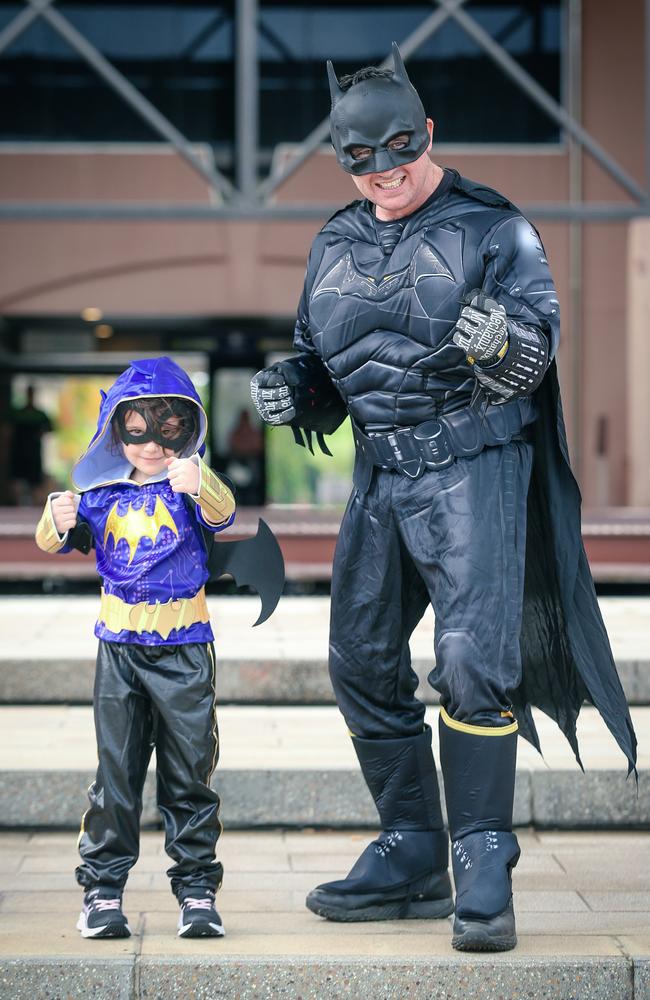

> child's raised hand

[
  {"left": 165, "top": 456, "right": 200, "bottom": 495},
  {"left": 51, "top": 491, "right": 79, "bottom": 534}
]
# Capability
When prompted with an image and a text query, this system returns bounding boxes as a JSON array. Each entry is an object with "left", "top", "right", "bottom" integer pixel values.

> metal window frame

[{"left": 0, "top": 0, "right": 648, "bottom": 221}]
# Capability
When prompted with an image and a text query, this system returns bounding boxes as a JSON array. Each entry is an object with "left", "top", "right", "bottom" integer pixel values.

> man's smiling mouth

[{"left": 376, "top": 175, "right": 406, "bottom": 190}]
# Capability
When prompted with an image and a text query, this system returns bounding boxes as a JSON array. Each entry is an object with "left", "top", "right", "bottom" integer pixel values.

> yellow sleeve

[
  {"left": 192, "top": 456, "right": 236, "bottom": 526},
  {"left": 35, "top": 494, "right": 69, "bottom": 553}
]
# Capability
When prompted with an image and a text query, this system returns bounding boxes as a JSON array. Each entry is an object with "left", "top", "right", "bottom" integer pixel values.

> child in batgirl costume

[{"left": 35, "top": 357, "right": 236, "bottom": 940}]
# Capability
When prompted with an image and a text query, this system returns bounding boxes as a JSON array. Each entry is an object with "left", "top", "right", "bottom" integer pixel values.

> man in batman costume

[
  {"left": 36, "top": 356, "right": 282, "bottom": 941},
  {"left": 251, "top": 44, "right": 637, "bottom": 952}
]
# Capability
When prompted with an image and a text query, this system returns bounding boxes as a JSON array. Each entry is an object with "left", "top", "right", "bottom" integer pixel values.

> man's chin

[{"left": 374, "top": 190, "right": 414, "bottom": 218}]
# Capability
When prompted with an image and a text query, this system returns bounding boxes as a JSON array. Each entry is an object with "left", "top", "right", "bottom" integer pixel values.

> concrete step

[
  {"left": 1, "top": 829, "right": 649, "bottom": 999},
  {"left": 2, "top": 595, "right": 650, "bottom": 704},
  {"left": 0, "top": 705, "right": 646, "bottom": 830}
]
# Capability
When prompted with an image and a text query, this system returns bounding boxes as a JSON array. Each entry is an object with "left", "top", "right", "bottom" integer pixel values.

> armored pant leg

[
  {"left": 320, "top": 481, "right": 450, "bottom": 922},
  {"left": 329, "top": 478, "right": 431, "bottom": 739},
  {"left": 143, "top": 643, "right": 222, "bottom": 898},
  {"left": 76, "top": 641, "right": 154, "bottom": 891},
  {"left": 396, "top": 440, "right": 533, "bottom": 723},
  {"left": 330, "top": 441, "right": 532, "bottom": 731},
  {"left": 395, "top": 442, "right": 530, "bottom": 949}
]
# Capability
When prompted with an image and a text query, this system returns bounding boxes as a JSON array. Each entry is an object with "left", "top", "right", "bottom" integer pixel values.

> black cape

[
  {"left": 515, "top": 360, "right": 637, "bottom": 772},
  {"left": 453, "top": 174, "right": 635, "bottom": 773}
]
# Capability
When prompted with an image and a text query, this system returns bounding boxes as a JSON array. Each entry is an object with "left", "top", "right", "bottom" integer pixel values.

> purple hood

[{"left": 72, "top": 357, "right": 208, "bottom": 491}]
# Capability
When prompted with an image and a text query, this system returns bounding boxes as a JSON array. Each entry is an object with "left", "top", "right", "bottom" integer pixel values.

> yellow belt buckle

[{"left": 127, "top": 595, "right": 189, "bottom": 638}]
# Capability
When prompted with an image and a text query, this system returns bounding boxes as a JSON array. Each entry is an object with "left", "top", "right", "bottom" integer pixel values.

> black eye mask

[
  {"left": 327, "top": 42, "right": 430, "bottom": 176},
  {"left": 114, "top": 399, "right": 198, "bottom": 454}
]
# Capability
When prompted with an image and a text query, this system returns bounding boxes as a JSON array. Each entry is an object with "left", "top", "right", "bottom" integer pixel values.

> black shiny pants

[
  {"left": 329, "top": 441, "right": 533, "bottom": 737},
  {"left": 76, "top": 640, "right": 222, "bottom": 898}
]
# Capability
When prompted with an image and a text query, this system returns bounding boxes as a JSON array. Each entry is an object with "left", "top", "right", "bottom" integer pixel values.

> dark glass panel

[
  {"left": 0, "top": 2, "right": 234, "bottom": 168},
  {"left": 0, "top": 0, "right": 561, "bottom": 159},
  {"left": 259, "top": 1, "right": 562, "bottom": 148}
]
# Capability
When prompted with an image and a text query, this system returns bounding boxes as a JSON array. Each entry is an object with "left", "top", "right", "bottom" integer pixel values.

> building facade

[{"left": 0, "top": 0, "right": 648, "bottom": 508}]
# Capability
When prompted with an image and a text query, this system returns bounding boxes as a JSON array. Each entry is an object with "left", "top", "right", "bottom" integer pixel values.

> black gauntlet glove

[
  {"left": 250, "top": 354, "right": 348, "bottom": 454},
  {"left": 250, "top": 367, "right": 296, "bottom": 426},
  {"left": 452, "top": 288, "right": 549, "bottom": 402},
  {"left": 452, "top": 290, "right": 509, "bottom": 367}
]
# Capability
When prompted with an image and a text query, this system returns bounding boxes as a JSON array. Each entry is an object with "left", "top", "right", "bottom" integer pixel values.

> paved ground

[
  {"left": 3, "top": 594, "right": 650, "bottom": 707},
  {"left": 1, "top": 830, "right": 650, "bottom": 999},
  {"left": 1, "top": 828, "right": 649, "bottom": 956}
]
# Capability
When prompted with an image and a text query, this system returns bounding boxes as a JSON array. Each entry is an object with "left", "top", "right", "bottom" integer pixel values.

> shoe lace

[
  {"left": 90, "top": 897, "right": 121, "bottom": 913},
  {"left": 182, "top": 896, "right": 214, "bottom": 912}
]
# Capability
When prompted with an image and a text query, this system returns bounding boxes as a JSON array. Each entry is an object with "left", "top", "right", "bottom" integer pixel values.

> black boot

[
  {"left": 439, "top": 708, "right": 520, "bottom": 952},
  {"left": 306, "top": 725, "right": 453, "bottom": 922}
]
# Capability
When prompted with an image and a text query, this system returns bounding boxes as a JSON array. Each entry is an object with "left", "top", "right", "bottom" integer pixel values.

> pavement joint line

[{"left": 577, "top": 888, "right": 593, "bottom": 912}]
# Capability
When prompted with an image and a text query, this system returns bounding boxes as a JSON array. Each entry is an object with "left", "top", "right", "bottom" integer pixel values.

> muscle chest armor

[{"left": 297, "top": 174, "right": 559, "bottom": 433}]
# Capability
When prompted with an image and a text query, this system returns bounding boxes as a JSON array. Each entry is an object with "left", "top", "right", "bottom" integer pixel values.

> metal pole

[
  {"left": 258, "top": 0, "right": 469, "bottom": 200},
  {"left": 646, "top": 0, "right": 650, "bottom": 191},
  {"left": 179, "top": 10, "right": 230, "bottom": 61},
  {"left": 235, "top": 0, "right": 259, "bottom": 198},
  {"left": 36, "top": 4, "right": 237, "bottom": 201},
  {"left": 446, "top": 1, "right": 648, "bottom": 203},
  {"left": 0, "top": 0, "right": 55, "bottom": 59},
  {"left": 568, "top": 0, "right": 583, "bottom": 482},
  {"left": 1, "top": 201, "right": 649, "bottom": 222}
]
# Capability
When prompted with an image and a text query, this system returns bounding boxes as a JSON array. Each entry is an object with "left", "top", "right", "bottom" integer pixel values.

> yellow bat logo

[{"left": 103, "top": 496, "right": 178, "bottom": 563}]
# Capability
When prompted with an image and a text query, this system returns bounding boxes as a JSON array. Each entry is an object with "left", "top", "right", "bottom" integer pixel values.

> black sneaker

[
  {"left": 76, "top": 887, "right": 131, "bottom": 939},
  {"left": 177, "top": 889, "right": 225, "bottom": 938}
]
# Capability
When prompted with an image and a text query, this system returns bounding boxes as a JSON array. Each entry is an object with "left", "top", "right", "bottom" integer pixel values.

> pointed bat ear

[
  {"left": 327, "top": 60, "right": 344, "bottom": 105},
  {"left": 391, "top": 41, "right": 409, "bottom": 82}
]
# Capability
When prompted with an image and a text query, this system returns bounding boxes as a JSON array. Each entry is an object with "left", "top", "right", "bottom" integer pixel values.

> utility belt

[
  {"left": 352, "top": 395, "right": 535, "bottom": 483},
  {"left": 98, "top": 587, "right": 210, "bottom": 640}
]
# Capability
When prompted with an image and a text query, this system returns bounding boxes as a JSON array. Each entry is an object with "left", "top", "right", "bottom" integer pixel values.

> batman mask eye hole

[
  {"left": 160, "top": 420, "right": 183, "bottom": 440},
  {"left": 387, "top": 133, "right": 410, "bottom": 150},
  {"left": 349, "top": 145, "right": 373, "bottom": 161},
  {"left": 123, "top": 412, "right": 147, "bottom": 435}
]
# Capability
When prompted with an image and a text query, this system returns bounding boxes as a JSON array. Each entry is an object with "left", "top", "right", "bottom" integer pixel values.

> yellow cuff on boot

[{"left": 439, "top": 705, "right": 518, "bottom": 736}]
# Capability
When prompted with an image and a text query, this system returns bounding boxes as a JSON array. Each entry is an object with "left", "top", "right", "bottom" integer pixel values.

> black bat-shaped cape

[{"left": 201, "top": 517, "right": 285, "bottom": 626}]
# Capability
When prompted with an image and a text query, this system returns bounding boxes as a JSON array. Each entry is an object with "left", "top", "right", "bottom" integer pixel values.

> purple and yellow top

[{"left": 35, "top": 357, "right": 235, "bottom": 646}]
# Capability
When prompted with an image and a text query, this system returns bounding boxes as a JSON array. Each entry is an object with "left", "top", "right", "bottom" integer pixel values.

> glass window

[
  {"left": 0, "top": 0, "right": 561, "bottom": 162},
  {"left": 261, "top": 354, "right": 354, "bottom": 505},
  {"left": 6, "top": 354, "right": 209, "bottom": 498},
  {"left": 213, "top": 368, "right": 265, "bottom": 505},
  {"left": 9, "top": 373, "right": 107, "bottom": 498},
  {"left": 0, "top": 1, "right": 234, "bottom": 168},
  {"left": 259, "top": 1, "right": 562, "bottom": 148}
]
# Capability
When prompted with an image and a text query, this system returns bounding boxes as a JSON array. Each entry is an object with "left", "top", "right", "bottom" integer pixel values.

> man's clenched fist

[
  {"left": 452, "top": 289, "right": 509, "bottom": 366},
  {"left": 51, "top": 491, "right": 79, "bottom": 534},
  {"left": 165, "top": 456, "right": 200, "bottom": 495},
  {"left": 250, "top": 368, "right": 296, "bottom": 425}
]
